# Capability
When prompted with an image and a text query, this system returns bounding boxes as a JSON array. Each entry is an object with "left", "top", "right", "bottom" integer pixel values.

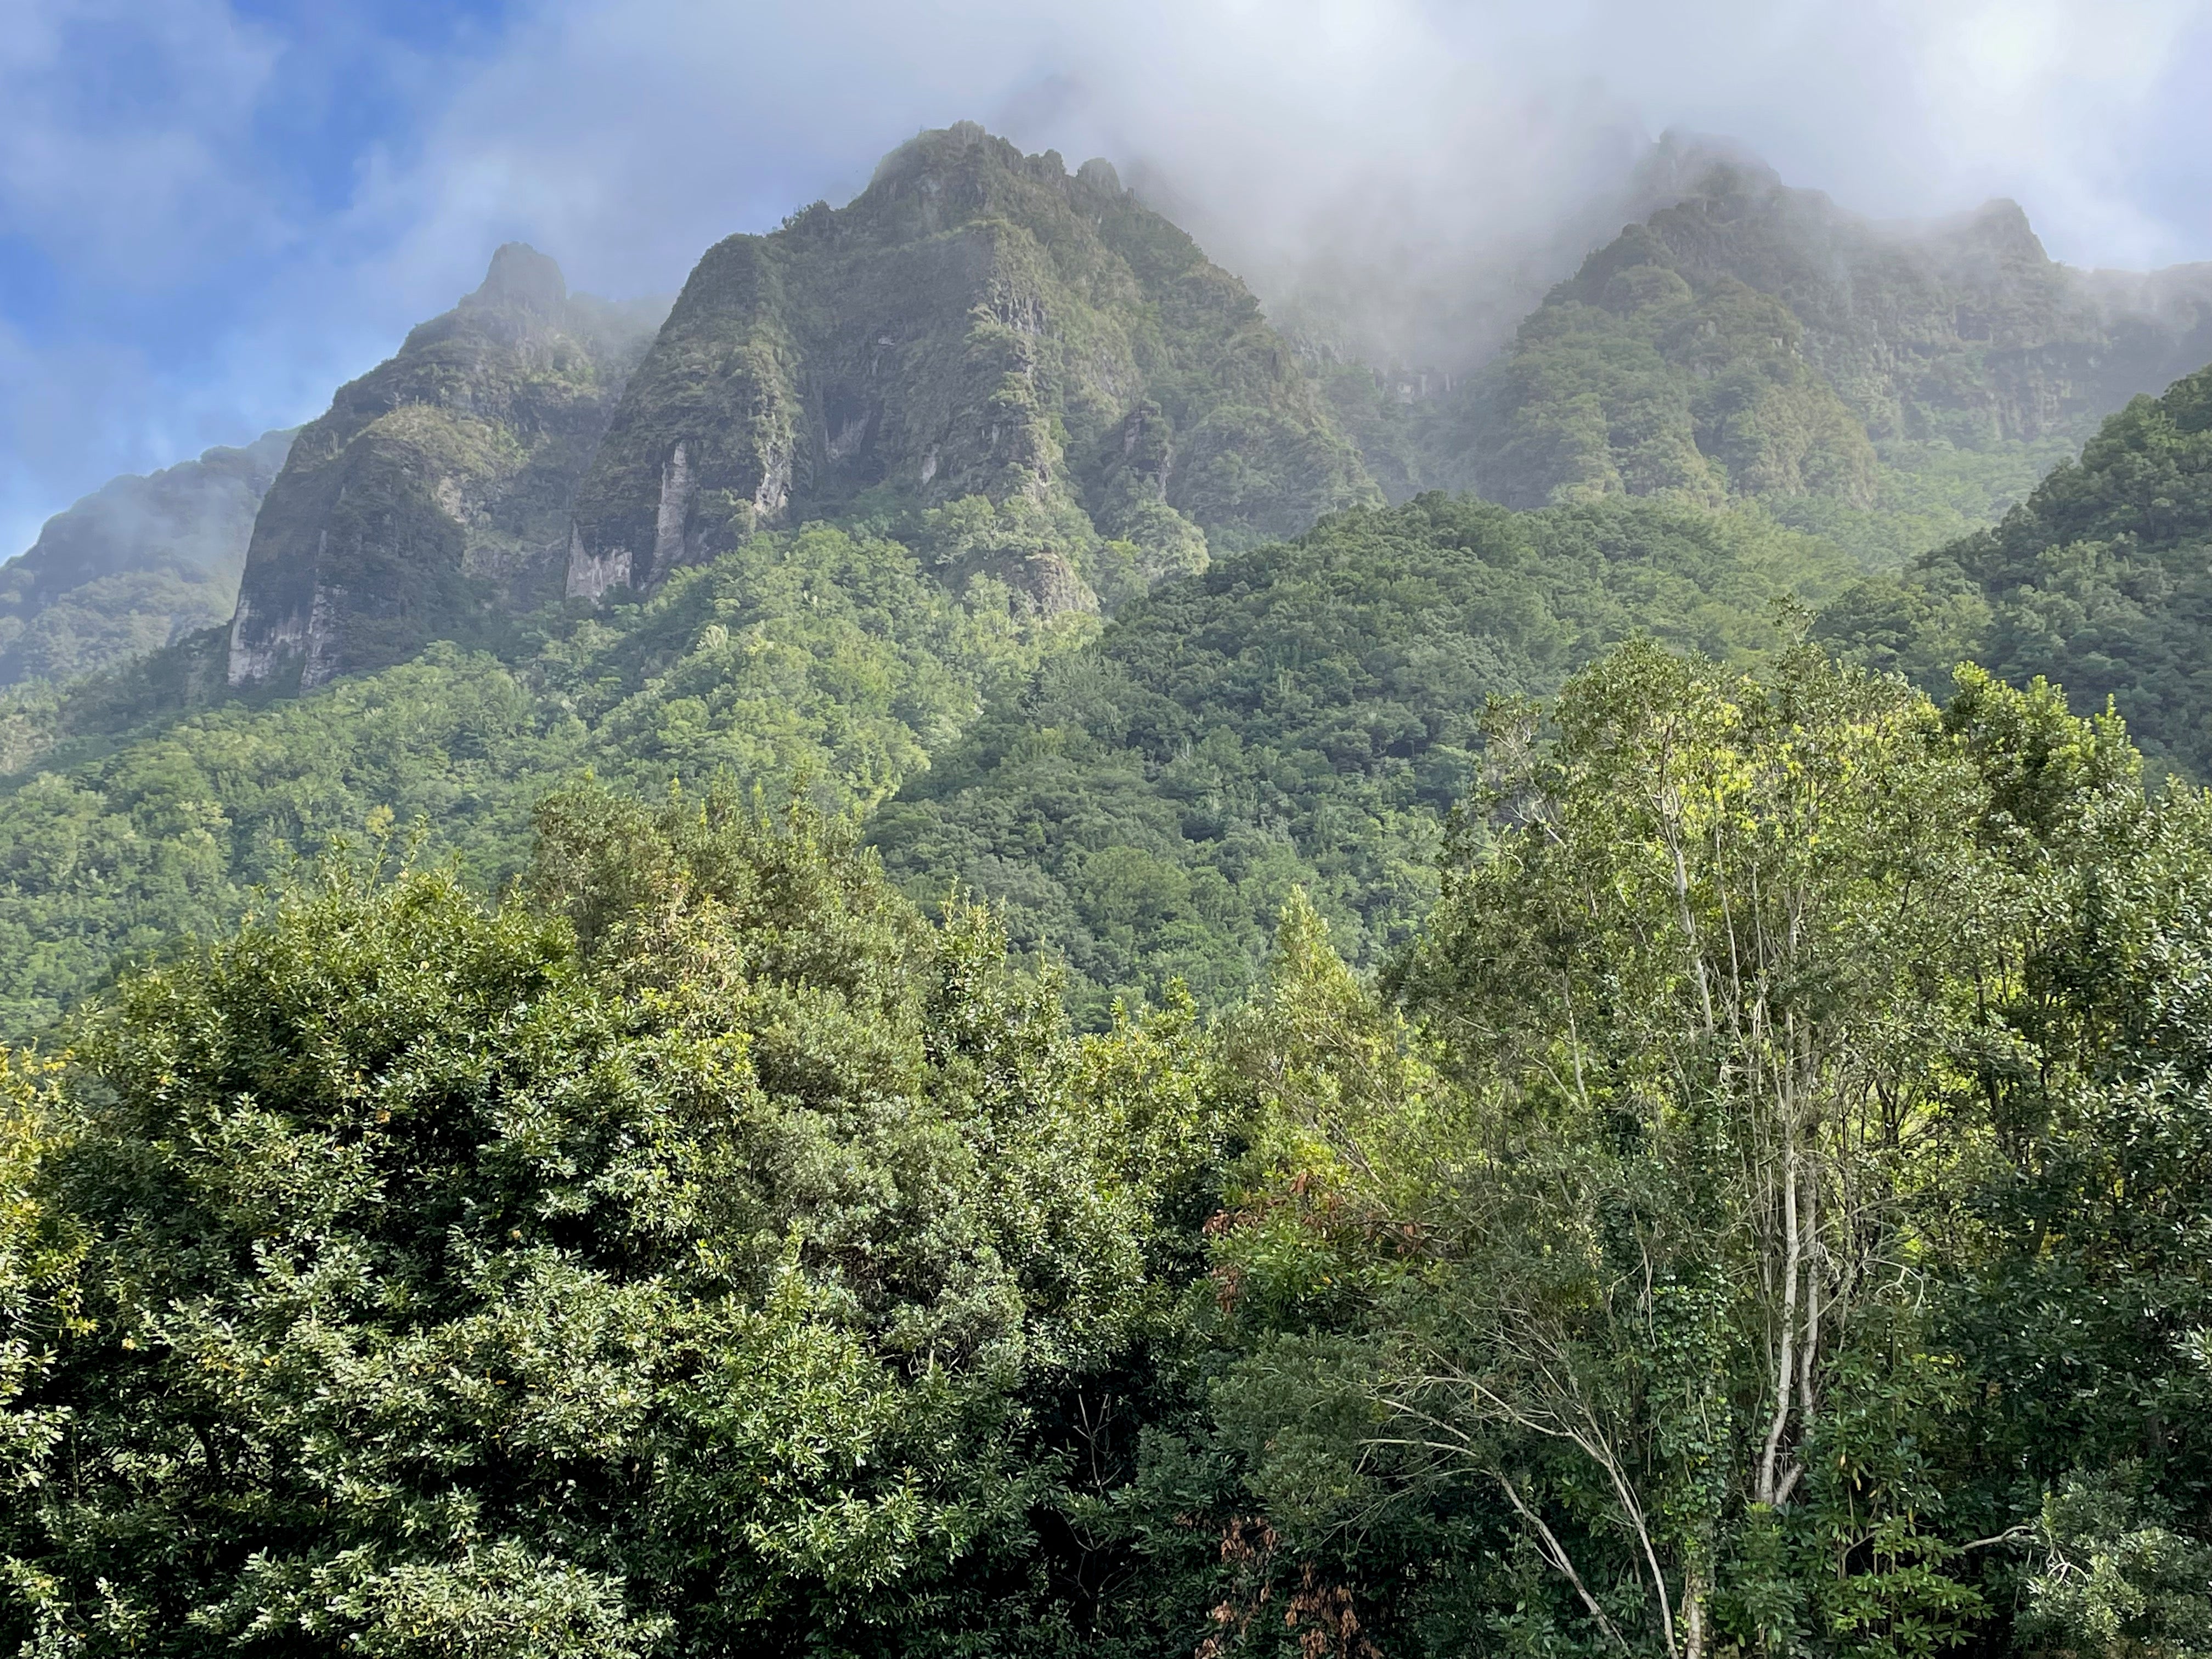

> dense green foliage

[
  {"left": 872, "top": 492, "right": 1857, "bottom": 1022},
  {"left": 1818, "top": 363, "right": 2212, "bottom": 781},
  {"left": 1172, "top": 647, "right": 2212, "bottom": 1659},
  {"left": 17, "top": 133, "right": 2212, "bottom": 1655},
  {"left": 12, "top": 644, "right": 2212, "bottom": 1658},
  {"left": 0, "top": 523, "right": 1080, "bottom": 1034},
  {"left": 0, "top": 786, "right": 1226, "bottom": 1653},
  {"left": 0, "top": 492, "right": 1855, "bottom": 1040}
]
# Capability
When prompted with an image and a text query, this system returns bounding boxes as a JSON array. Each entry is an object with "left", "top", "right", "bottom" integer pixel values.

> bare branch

[{"left": 1495, "top": 1469, "right": 1633, "bottom": 1657}]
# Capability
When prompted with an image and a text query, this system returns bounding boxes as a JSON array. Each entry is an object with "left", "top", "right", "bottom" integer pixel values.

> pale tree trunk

[
  {"left": 1680, "top": 1566, "right": 1708, "bottom": 1659},
  {"left": 1756, "top": 1128, "right": 1803, "bottom": 1507}
]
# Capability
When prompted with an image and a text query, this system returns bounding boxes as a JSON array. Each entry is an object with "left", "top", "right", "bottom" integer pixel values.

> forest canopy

[
  {"left": 0, "top": 493, "right": 1852, "bottom": 1037},
  {"left": 1817, "top": 364, "right": 2212, "bottom": 780},
  {"left": 9, "top": 125, "right": 2212, "bottom": 1657},
  {"left": 10, "top": 641, "right": 2212, "bottom": 1658}
]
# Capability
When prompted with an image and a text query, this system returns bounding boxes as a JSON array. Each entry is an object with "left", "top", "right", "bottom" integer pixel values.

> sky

[{"left": 4, "top": 0, "right": 2210, "bottom": 555}]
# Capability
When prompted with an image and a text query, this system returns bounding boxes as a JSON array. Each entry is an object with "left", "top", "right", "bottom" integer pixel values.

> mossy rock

[
  {"left": 567, "top": 124, "right": 1378, "bottom": 600},
  {"left": 227, "top": 244, "right": 667, "bottom": 691}
]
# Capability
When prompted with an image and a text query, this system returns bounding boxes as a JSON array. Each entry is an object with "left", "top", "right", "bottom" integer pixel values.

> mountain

[
  {"left": 1274, "top": 129, "right": 1779, "bottom": 493},
  {"left": 1340, "top": 160, "right": 2212, "bottom": 567},
  {"left": 0, "top": 515, "right": 1088, "bottom": 1032},
  {"left": 7, "top": 122, "right": 2212, "bottom": 1035},
  {"left": 1816, "top": 359, "right": 2212, "bottom": 778},
  {"left": 16, "top": 123, "right": 2212, "bottom": 1659},
  {"left": 220, "top": 127, "right": 1377, "bottom": 700},
  {"left": 866, "top": 492, "right": 1855, "bottom": 1021},
  {"left": 0, "top": 430, "right": 292, "bottom": 686},
  {"left": 225, "top": 245, "right": 668, "bottom": 692},
  {"left": 0, "top": 491, "right": 1845, "bottom": 1035},
  {"left": 1497, "top": 172, "right": 2212, "bottom": 464},
  {"left": 565, "top": 122, "right": 1378, "bottom": 610}
]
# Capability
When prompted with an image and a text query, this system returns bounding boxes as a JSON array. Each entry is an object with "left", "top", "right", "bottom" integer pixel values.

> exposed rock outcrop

[
  {"left": 567, "top": 122, "right": 1376, "bottom": 601},
  {"left": 226, "top": 246, "right": 666, "bottom": 691}
]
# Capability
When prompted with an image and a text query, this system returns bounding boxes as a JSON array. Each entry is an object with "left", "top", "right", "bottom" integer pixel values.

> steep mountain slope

[
  {"left": 226, "top": 245, "right": 667, "bottom": 692},
  {"left": 1286, "top": 129, "right": 1776, "bottom": 498},
  {"left": 0, "top": 522, "right": 1079, "bottom": 1032},
  {"left": 9, "top": 125, "right": 2205, "bottom": 1040},
  {"left": 1255, "top": 131, "right": 1769, "bottom": 386},
  {"left": 566, "top": 122, "right": 1377, "bottom": 609},
  {"left": 0, "top": 489, "right": 1857, "bottom": 1037},
  {"left": 1816, "top": 359, "right": 2212, "bottom": 778},
  {"left": 868, "top": 493, "right": 1857, "bottom": 1021},
  {"left": 1349, "top": 161, "right": 2212, "bottom": 566},
  {"left": 1509, "top": 174, "right": 2209, "bottom": 459},
  {"left": 0, "top": 127, "right": 1382, "bottom": 793},
  {"left": 0, "top": 431, "right": 292, "bottom": 686}
]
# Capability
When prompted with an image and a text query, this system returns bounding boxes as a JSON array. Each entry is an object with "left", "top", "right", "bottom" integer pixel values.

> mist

[{"left": 4, "top": 0, "right": 2209, "bottom": 554}]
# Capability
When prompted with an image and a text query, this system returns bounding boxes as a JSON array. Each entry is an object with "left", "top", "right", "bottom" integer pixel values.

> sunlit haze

[{"left": 4, "top": 0, "right": 2208, "bottom": 553}]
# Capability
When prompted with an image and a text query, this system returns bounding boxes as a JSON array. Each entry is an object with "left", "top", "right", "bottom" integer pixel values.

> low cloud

[{"left": 4, "top": 0, "right": 2208, "bottom": 552}]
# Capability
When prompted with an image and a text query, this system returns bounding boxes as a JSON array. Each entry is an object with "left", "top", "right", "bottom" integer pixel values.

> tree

[
  {"left": 1369, "top": 644, "right": 2027, "bottom": 1659},
  {"left": 0, "top": 786, "right": 1170, "bottom": 1655}
]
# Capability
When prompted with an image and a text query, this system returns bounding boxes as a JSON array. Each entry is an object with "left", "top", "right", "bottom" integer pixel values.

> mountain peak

[
  {"left": 225, "top": 240, "right": 657, "bottom": 692},
  {"left": 1638, "top": 130, "right": 1782, "bottom": 202},
  {"left": 867, "top": 120, "right": 1007, "bottom": 189},
  {"left": 466, "top": 242, "right": 568, "bottom": 316},
  {"left": 563, "top": 125, "right": 1372, "bottom": 605},
  {"left": 1959, "top": 197, "right": 2044, "bottom": 258}
]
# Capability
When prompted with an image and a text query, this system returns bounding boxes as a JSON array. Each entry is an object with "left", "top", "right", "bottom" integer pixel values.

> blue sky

[{"left": 5, "top": 0, "right": 2210, "bottom": 555}]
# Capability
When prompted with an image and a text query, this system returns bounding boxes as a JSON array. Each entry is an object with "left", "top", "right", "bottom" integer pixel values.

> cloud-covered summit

[{"left": 4, "top": 0, "right": 2208, "bottom": 558}]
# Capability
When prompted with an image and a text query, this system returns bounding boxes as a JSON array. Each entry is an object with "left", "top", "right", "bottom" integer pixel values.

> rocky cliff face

[
  {"left": 227, "top": 246, "right": 665, "bottom": 691},
  {"left": 1598, "top": 171, "right": 2211, "bottom": 443},
  {"left": 1466, "top": 163, "right": 2212, "bottom": 515},
  {"left": 0, "top": 431, "right": 292, "bottom": 685},
  {"left": 566, "top": 123, "right": 1377, "bottom": 611}
]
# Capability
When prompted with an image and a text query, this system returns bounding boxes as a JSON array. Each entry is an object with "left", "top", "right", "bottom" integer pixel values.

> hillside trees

[
  {"left": 1150, "top": 645, "right": 2212, "bottom": 1659},
  {"left": 871, "top": 493, "right": 1858, "bottom": 1024},
  {"left": 0, "top": 493, "right": 1852, "bottom": 1042},
  {"left": 11, "top": 641, "right": 2212, "bottom": 1657},
  {"left": 0, "top": 785, "right": 1234, "bottom": 1655},
  {"left": 1381, "top": 645, "right": 2016, "bottom": 1658},
  {"left": 1816, "top": 365, "right": 2212, "bottom": 780},
  {"left": 0, "top": 521, "right": 1082, "bottom": 1036}
]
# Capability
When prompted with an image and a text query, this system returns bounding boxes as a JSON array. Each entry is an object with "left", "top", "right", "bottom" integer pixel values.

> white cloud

[
  {"left": 0, "top": 0, "right": 287, "bottom": 280},
  {"left": 5, "top": 0, "right": 2210, "bottom": 551},
  {"left": 1888, "top": 0, "right": 2204, "bottom": 263},
  {"left": 331, "top": 0, "right": 2212, "bottom": 352}
]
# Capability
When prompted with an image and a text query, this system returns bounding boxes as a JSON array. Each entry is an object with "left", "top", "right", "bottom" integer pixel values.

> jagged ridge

[
  {"left": 566, "top": 122, "right": 1378, "bottom": 608},
  {"left": 226, "top": 245, "right": 667, "bottom": 691},
  {"left": 1464, "top": 162, "right": 2212, "bottom": 521}
]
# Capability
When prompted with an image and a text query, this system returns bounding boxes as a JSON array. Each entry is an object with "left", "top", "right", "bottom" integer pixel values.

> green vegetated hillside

[
  {"left": 0, "top": 124, "right": 1383, "bottom": 1035},
  {"left": 8, "top": 128, "right": 2212, "bottom": 1045},
  {"left": 0, "top": 430, "right": 292, "bottom": 686},
  {"left": 1329, "top": 161, "right": 2212, "bottom": 569},
  {"left": 226, "top": 245, "right": 670, "bottom": 692},
  {"left": 15, "top": 646, "right": 2212, "bottom": 1658},
  {"left": 870, "top": 493, "right": 1856, "bottom": 1022},
  {"left": 0, "top": 522, "right": 1083, "bottom": 1033},
  {"left": 1818, "top": 361, "right": 2212, "bottom": 777},
  {"left": 0, "top": 493, "right": 1849, "bottom": 1036},
  {"left": 19, "top": 117, "right": 2212, "bottom": 1659}
]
